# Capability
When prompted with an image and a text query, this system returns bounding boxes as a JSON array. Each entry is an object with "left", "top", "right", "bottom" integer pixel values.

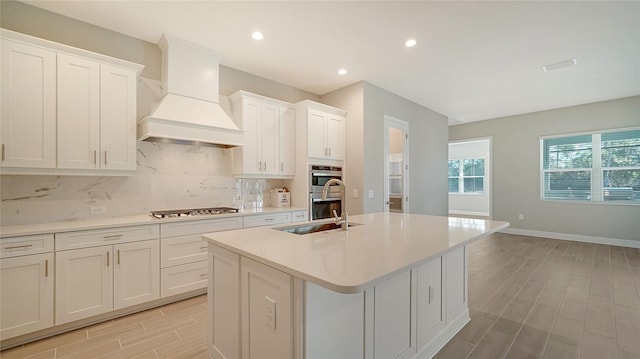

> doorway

[
  {"left": 448, "top": 138, "right": 492, "bottom": 218},
  {"left": 384, "top": 116, "right": 409, "bottom": 213}
]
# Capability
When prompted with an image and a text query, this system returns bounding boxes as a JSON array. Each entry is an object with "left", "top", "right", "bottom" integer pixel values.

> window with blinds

[{"left": 541, "top": 128, "right": 640, "bottom": 203}]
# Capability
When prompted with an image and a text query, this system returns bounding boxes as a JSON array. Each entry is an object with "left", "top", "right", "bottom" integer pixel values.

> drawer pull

[
  {"left": 200, "top": 246, "right": 208, "bottom": 250},
  {"left": 199, "top": 273, "right": 208, "bottom": 278},
  {"left": 103, "top": 234, "right": 124, "bottom": 240},
  {"left": 264, "top": 218, "right": 275, "bottom": 221},
  {"left": 4, "top": 244, "right": 33, "bottom": 250}
]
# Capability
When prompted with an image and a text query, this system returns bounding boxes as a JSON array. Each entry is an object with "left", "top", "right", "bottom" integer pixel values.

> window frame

[
  {"left": 448, "top": 157, "right": 485, "bottom": 194},
  {"left": 540, "top": 127, "right": 640, "bottom": 205}
]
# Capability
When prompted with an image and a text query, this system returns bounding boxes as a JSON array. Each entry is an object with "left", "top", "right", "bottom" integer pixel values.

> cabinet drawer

[
  {"left": 1, "top": 234, "right": 54, "bottom": 258},
  {"left": 56, "top": 225, "right": 159, "bottom": 251},
  {"left": 243, "top": 212, "right": 291, "bottom": 228},
  {"left": 161, "top": 216, "right": 243, "bottom": 238},
  {"left": 161, "top": 261, "right": 207, "bottom": 298},
  {"left": 161, "top": 234, "right": 208, "bottom": 268},
  {"left": 291, "top": 210, "right": 308, "bottom": 223}
]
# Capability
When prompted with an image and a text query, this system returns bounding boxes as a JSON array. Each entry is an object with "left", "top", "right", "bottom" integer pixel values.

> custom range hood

[{"left": 138, "top": 34, "right": 243, "bottom": 148}]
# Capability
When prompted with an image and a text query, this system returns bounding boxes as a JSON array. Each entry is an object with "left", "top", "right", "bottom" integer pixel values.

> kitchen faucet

[{"left": 321, "top": 178, "right": 349, "bottom": 230}]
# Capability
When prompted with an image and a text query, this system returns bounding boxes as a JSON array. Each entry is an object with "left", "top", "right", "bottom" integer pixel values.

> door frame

[{"left": 383, "top": 116, "right": 409, "bottom": 213}]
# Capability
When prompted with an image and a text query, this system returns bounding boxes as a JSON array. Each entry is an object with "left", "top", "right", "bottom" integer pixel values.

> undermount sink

[{"left": 275, "top": 222, "right": 360, "bottom": 235}]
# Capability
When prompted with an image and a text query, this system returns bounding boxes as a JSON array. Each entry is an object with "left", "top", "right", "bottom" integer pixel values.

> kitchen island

[{"left": 203, "top": 212, "right": 509, "bottom": 359}]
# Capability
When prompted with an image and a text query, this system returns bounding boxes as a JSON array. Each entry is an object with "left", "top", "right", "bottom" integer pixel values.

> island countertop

[{"left": 203, "top": 212, "right": 509, "bottom": 294}]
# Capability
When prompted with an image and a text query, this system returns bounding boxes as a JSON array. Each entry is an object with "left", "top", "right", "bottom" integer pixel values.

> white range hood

[{"left": 137, "top": 34, "right": 243, "bottom": 148}]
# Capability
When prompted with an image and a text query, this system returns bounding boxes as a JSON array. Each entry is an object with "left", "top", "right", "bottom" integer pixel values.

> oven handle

[
  {"left": 310, "top": 171, "right": 342, "bottom": 177},
  {"left": 311, "top": 197, "right": 341, "bottom": 203}
]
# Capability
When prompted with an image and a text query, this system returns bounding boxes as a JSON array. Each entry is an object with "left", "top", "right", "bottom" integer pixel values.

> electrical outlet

[
  {"left": 90, "top": 206, "right": 106, "bottom": 215},
  {"left": 265, "top": 296, "right": 276, "bottom": 329},
  {"left": 352, "top": 189, "right": 359, "bottom": 198},
  {"left": 518, "top": 213, "right": 524, "bottom": 220},
  {"left": 368, "top": 190, "right": 374, "bottom": 199}
]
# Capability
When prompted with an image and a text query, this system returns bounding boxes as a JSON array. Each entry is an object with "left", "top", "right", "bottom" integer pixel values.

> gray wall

[
  {"left": 449, "top": 96, "right": 640, "bottom": 242},
  {"left": 322, "top": 82, "right": 449, "bottom": 216},
  {"left": 363, "top": 83, "right": 449, "bottom": 215},
  {"left": 321, "top": 82, "right": 365, "bottom": 215}
]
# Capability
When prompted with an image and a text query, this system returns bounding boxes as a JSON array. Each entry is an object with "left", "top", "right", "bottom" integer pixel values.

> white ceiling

[{"left": 22, "top": 1, "right": 640, "bottom": 125}]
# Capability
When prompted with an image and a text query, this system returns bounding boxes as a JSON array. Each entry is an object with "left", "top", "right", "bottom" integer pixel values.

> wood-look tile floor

[{"left": 2, "top": 233, "right": 639, "bottom": 359}]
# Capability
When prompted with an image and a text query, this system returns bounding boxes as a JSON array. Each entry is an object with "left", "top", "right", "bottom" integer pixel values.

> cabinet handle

[
  {"left": 4, "top": 244, "right": 33, "bottom": 250},
  {"left": 264, "top": 218, "right": 275, "bottom": 221},
  {"left": 45, "top": 259, "right": 49, "bottom": 278},
  {"left": 428, "top": 285, "right": 434, "bottom": 304},
  {"left": 117, "top": 250, "right": 120, "bottom": 265},
  {"left": 104, "top": 151, "right": 108, "bottom": 166},
  {"left": 93, "top": 150, "right": 97, "bottom": 165},
  {"left": 1, "top": 143, "right": 4, "bottom": 161},
  {"left": 106, "top": 251, "right": 110, "bottom": 267},
  {"left": 200, "top": 246, "right": 208, "bottom": 250},
  {"left": 281, "top": 163, "right": 284, "bottom": 172},
  {"left": 199, "top": 273, "right": 208, "bottom": 278},
  {"left": 103, "top": 234, "right": 123, "bottom": 240}
]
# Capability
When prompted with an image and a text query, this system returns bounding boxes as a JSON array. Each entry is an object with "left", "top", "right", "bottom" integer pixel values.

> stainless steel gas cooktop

[{"left": 150, "top": 207, "right": 239, "bottom": 219}]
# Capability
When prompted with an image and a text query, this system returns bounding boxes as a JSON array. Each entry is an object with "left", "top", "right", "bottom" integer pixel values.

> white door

[
  {"left": 0, "top": 253, "right": 54, "bottom": 339},
  {"left": 417, "top": 256, "right": 444, "bottom": 349},
  {"left": 100, "top": 64, "right": 137, "bottom": 170},
  {"left": 326, "top": 114, "right": 346, "bottom": 160},
  {"left": 260, "top": 102, "right": 279, "bottom": 174},
  {"left": 56, "top": 246, "right": 113, "bottom": 324},
  {"left": 384, "top": 116, "right": 409, "bottom": 213},
  {"left": 279, "top": 107, "right": 295, "bottom": 175},
  {"left": 0, "top": 39, "right": 56, "bottom": 168},
  {"left": 373, "top": 270, "right": 414, "bottom": 359},
  {"left": 307, "top": 110, "right": 327, "bottom": 159},
  {"left": 57, "top": 53, "right": 100, "bottom": 170},
  {"left": 114, "top": 240, "right": 160, "bottom": 309}
]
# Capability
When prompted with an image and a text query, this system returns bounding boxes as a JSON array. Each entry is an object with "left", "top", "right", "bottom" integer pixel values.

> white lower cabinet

[
  {"left": 243, "top": 212, "right": 291, "bottom": 228},
  {"left": 0, "top": 252, "right": 54, "bottom": 339},
  {"left": 160, "top": 217, "right": 243, "bottom": 298},
  {"left": 209, "top": 245, "right": 471, "bottom": 359},
  {"left": 56, "top": 239, "right": 160, "bottom": 324},
  {"left": 416, "top": 256, "right": 444, "bottom": 352},
  {"left": 55, "top": 226, "right": 160, "bottom": 325}
]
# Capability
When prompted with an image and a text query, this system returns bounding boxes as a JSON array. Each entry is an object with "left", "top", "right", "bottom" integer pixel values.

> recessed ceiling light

[
  {"left": 405, "top": 39, "right": 417, "bottom": 47},
  {"left": 542, "top": 58, "right": 577, "bottom": 72},
  {"left": 338, "top": 68, "right": 347, "bottom": 75},
  {"left": 251, "top": 31, "right": 264, "bottom": 40}
]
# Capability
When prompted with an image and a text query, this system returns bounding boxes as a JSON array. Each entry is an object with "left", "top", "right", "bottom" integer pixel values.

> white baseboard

[
  {"left": 500, "top": 228, "right": 640, "bottom": 249},
  {"left": 448, "top": 210, "right": 490, "bottom": 217}
]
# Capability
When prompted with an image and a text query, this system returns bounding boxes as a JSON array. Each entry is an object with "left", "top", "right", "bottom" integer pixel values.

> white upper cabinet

[
  {"left": 99, "top": 64, "right": 137, "bottom": 171},
  {"left": 296, "top": 100, "right": 347, "bottom": 162},
  {"left": 230, "top": 91, "right": 295, "bottom": 178},
  {"left": 0, "top": 29, "right": 143, "bottom": 175},
  {"left": 57, "top": 54, "right": 100, "bottom": 169},
  {"left": 0, "top": 39, "right": 57, "bottom": 169}
]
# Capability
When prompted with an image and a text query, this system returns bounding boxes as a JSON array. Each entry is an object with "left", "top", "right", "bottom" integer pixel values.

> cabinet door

[
  {"left": 241, "top": 99, "right": 261, "bottom": 174},
  {"left": 114, "top": 240, "right": 160, "bottom": 309},
  {"left": 261, "top": 103, "right": 280, "bottom": 174},
  {"left": 241, "top": 257, "right": 292, "bottom": 359},
  {"left": 56, "top": 246, "right": 113, "bottom": 324},
  {"left": 373, "top": 270, "right": 414, "bottom": 359},
  {"left": 57, "top": 53, "right": 100, "bottom": 169},
  {"left": 326, "top": 114, "right": 345, "bottom": 160},
  {"left": 417, "top": 256, "right": 444, "bottom": 350},
  {"left": 446, "top": 246, "right": 467, "bottom": 321},
  {"left": 0, "top": 253, "right": 54, "bottom": 339},
  {"left": 279, "top": 107, "right": 295, "bottom": 175},
  {"left": 0, "top": 39, "right": 56, "bottom": 168},
  {"left": 100, "top": 64, "right": 137, "bottom": 170},
  {"left": 307, "top": 110, "right": 327, "bottom": 159}
]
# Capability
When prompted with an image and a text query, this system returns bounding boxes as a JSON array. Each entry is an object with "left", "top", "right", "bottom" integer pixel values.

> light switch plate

[{"left": 368, "top": 190, "right": 374, "bottom": 199}]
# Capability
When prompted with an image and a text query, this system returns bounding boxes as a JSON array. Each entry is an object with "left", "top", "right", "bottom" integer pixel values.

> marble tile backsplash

[{"left": 1, "top": 142, "right": 284, "bottom": 226}]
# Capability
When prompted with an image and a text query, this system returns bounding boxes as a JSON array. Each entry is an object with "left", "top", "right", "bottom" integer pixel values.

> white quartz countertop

[
  {"left": 203, "top": 212, "right": 510, "bottom": 294},
  {"left": 0, "top": 207, "right": 305, "bottom": 237}
]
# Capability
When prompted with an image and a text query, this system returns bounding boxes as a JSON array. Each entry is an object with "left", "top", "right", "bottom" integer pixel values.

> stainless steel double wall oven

[{"left": 309, "top": 165, "right": 343, "bottom": 220}]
